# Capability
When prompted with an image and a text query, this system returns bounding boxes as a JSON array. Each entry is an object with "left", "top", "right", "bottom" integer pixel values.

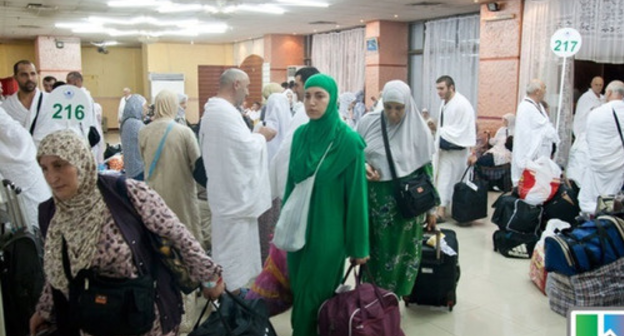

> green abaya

[{"left": 285, "top": 74, "right": 369, "bottom": 336}]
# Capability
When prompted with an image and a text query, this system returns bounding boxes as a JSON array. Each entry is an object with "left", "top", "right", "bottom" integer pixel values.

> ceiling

[{"left": 0, "top": 0, "right": 481, "bottom": 45}]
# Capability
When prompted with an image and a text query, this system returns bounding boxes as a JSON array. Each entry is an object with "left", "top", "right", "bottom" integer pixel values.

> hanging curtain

[
  {"left": 422, "top": 15, "right": 480, "bottom": 122},
  {"left": 311, "top": 28, "right": 366, "bottom": 93},
  {"left": 574, "top": 0, "right": 624, "bottom": 63}
]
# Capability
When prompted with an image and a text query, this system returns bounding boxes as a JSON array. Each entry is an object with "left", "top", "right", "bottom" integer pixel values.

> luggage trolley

[{"left": 0, "top": 179, "right": 45, "bottom": 336}]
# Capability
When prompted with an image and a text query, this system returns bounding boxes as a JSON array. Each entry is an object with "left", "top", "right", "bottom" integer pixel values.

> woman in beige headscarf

[
  {"left": 138, "top": 90, "right": 204, "bottom": 332},
  {"left": 30, "top": 130, "right": 223, "bottom": 336}
]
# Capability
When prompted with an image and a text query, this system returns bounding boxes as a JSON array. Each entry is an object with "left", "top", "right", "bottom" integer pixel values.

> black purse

[
  {"left": 190, "top": 290, "right": 277, "bottom": 336},
  {"left": 439, "top": 137, "right": 465, "bottom": 151},
  {"left": 59, "top": 238, "right": 156, "bottom": 336},
  {"left": 380, "top": 113, "right": 439, "bottom": 219},
  {"left": 438, "top": 106, "right": 465, "bottom": 151}
]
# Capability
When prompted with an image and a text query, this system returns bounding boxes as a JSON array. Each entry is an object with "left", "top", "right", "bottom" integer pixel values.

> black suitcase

[
  {"left": 406, "top": 228, "right": 460, "bottom": 311},
  {"left": 0, "top": 180, "right": 45, "bottom": 336},
  {"left": 452, "top": 167, "right": 489, "bottom": 223}
]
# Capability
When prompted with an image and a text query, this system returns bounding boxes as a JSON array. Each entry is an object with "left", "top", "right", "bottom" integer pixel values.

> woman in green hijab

[{"left": 285, "top": 74, "right": 370, "bottom": 336}]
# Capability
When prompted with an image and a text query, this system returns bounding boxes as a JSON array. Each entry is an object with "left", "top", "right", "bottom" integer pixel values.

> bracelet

[{"left": 202, "top": 281, "right": 217, "bottom": 289}]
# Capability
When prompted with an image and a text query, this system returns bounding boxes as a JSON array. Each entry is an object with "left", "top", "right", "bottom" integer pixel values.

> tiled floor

[
  {"left": 268, "top": 192, "right": 567, "bottom": 336},
  {"left": 104, "top": 131, "right": 567, "bottom": 336}
]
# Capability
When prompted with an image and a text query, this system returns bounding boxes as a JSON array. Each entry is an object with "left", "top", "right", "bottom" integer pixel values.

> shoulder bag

[
  {"left": 438, "top": 106, "right": 465, "bottom": 151},
  {"left": 273, "top": 142, "right": 333, "bottom": 252},
  {"left": 381, "top": 113, "right": 439, "bottom": 219},
  {"left": 147, "top": 121, "right": 176, "bottom": 180}
]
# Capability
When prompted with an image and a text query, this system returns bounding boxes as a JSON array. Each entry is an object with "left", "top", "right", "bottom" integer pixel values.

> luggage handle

[
  {"left": 423, "top": 229, "right": 443, "bottom": 261},
  {"left": 353, "top": 264, "right": 389, "bottom": 322}
]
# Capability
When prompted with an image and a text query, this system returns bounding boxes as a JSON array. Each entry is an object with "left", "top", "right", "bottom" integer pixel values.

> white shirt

[
  {"left": 574, "top": 89, "right": 605, "bottom": 137},
  {"left": 3, "top": 89, "right": 46, "bottom": 130},
  {"left": 437, "top": 92, "right": 476, "bottom": 148},
  {"left": 511, "top": 97, "right": 560, "bottom": 185}
]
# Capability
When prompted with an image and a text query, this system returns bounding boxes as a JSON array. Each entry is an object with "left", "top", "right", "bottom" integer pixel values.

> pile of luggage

[
  {"left": 542, "top": 210, "right": 624, "bottom": 316},
  {"left": 491, "top": 158, "right": 580, "bottom": 259}
]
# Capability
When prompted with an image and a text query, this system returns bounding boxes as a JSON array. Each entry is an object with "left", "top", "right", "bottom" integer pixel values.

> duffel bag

[
  {"left": 491, "top": 193, "right": 543, "bottom": 235},
  {"left": 318, "top": 264, "right": 404, "bottom": 336},
  {"left": 493, "top": 230, "right": 538, "bottom": 259},
  {"left": 452, "top": 167, "right": 488, "bottom": 223},
  {"left": 544, "top": 216, "right": 624, "bottom": 276}
]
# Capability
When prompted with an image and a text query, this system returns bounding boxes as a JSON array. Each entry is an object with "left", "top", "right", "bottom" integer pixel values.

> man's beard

[{"left": 19, "top": 81, "right": 37, "bottom": 93}]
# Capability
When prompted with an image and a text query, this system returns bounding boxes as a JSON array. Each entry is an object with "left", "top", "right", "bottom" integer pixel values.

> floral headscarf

[{"left": 38, "top": 130, "right": 108, "bottom": 290}]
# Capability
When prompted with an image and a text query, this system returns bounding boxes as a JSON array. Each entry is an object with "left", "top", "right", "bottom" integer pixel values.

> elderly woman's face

[
  {"left": 304, "top": 87, "right": 330, "bottom": 120},
  {"left": 39, "top": 155, "right": 80, "bottom": 201},
  {"left": 384, "top": 102, "right": 406, "bottom": 125}
]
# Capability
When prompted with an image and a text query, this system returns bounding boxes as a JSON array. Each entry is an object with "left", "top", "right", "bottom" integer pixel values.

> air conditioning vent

[
  {"left": 26, "top": 3, "right": 59, "bottom": 11},
  {"left": 309, "top": 21, "right": 337, "bottom": 25},
  {"left": 406, "top": 1, "right": 443, "bottom": 6}
]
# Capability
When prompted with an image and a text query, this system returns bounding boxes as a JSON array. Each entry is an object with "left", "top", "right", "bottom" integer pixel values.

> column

[
  {"left": 365, "top": 20, "right": 408, "bottom": 107},
  {"left": 263, "top": 34, "right": 305, "bottom": 83},
  {"left": 35, "top": 36, "right": 82, "bottom": 85},
  {"left": 477, "top": 0, "right": 524, "bottom": 133}
]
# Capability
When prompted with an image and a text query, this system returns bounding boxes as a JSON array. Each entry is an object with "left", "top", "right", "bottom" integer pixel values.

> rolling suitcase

[
  {"left": 405, "top": 228, "right": 460, "bottom": 311},
  {"left": 0, "top": 180, "right": 45, "bottom": 336}
]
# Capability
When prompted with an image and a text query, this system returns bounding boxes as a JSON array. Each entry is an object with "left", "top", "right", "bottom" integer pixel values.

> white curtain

[
  {"left": 573, "top": 0, "right": 624, "bottom": 63},
  {"left": 311, "top": 28, "right": 366, "bottom": 93},
  {"left": 422, "top": 15, "right": 480, "bottom": 122}
]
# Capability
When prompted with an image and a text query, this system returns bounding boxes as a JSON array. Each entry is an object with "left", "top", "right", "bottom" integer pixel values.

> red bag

[
  {"left": 518, "top": 157, "right": 561, "bottom": 205},
  {"left": 318, "top": 264, "right": 404, "bottom": 336}
]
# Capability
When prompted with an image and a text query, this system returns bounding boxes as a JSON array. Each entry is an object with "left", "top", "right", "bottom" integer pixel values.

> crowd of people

[{"left": 0, "top": 57, "right": 623, "bottom": 336}]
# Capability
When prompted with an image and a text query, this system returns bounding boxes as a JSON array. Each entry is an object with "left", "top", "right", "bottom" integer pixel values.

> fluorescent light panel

[
  {"left": 108, "top": 0, "right": 171, "bottom": 7},
  {"left": 275, "top": 0, "right": 329, "bottom": 7}
]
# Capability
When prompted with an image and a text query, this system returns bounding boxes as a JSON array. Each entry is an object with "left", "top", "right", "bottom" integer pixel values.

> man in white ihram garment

[
  {"left": 511, "top": 79, "right": 560, "bottom": 186},
  {"left": 433, "top": 75, "right": 476, "bottom": 222},
  {"left": 567, "top": 76, "right": 605, "bottom": 187},
  {"left": 578, "top": 80, "right": 624, "bottom": 214},
  {"left": 269, "top": 67, "right": 319, "bottom": 200},
  {"left": 200, "top": 69, "right": 276, "bottom": 293},
  {"left": 117, "top": 87, "right": 132, "bottom": 124},
  {"left": 3, "top": 60, "right": 49, "bottom": 136}
]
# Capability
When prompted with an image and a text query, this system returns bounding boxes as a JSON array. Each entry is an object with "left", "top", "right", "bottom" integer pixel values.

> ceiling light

[
  {"left": 359, "top": 19, "right": 364, "bottom": 23},
  {"left": 335, "top": 24, "right": 340, "bottom": 28},
  {"left": 275, "top": 0, "right": 329, "bottom": 7},
  {"left": 237, "top": 4, "right": 285, "bottom": 14},
  {"left": 157, "top": 3, "right": 202, "bottom": 13},
  {"left": 108, "top": 0, "right": 170, "bottom": 7},
  {"left": 394, "top": 14, "right": 398, "bottom": 18},
  {"left": 88, "top": 16, "right": 200, "bottom": 28}
]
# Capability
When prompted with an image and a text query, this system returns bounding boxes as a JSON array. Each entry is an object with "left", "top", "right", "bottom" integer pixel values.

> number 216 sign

[{"left": 551, "top": 28, "right": 582, "bottom": 58}]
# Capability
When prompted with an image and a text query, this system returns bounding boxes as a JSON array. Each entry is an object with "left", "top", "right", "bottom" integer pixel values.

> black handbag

[
  {"left": 380, "top": 113, "right": 439, "bottom": 219},
  {"left": 439, "top": 137, "right": 465, "bottom": 151},
  {"left": 190, "top": 290, "right": 277, "bottom": 336},
  {"left": 438, "top": 107, "right": 465, "bottom": 151},
  {"left": 452, "top": 166, "right": 488, "bottom": 223},
  {"left": 59, "top": 238, "right": 156, "bottom": 336}
]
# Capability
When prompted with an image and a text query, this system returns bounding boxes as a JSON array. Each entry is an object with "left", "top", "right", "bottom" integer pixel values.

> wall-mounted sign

[{"left": 366, "top": 37, "right": 379, "bottom": 52}]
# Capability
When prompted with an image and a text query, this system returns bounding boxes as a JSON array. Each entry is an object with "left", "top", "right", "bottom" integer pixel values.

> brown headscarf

[
  {"left": 37, "top": 130, "right": 108, "bottom": 290},
  {"left": 153, "top": 90, "right": 179, "bottom": 120}
]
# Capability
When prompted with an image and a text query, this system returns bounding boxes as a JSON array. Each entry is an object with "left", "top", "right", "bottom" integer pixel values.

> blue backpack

[{"left": 545, "top": 216, "right": 624, "bottom": 276}]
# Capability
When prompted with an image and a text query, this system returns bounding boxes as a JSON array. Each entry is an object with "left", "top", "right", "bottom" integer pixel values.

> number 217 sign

[{"left": 550, "top": 28, "right": 582, "bottom": 58}]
